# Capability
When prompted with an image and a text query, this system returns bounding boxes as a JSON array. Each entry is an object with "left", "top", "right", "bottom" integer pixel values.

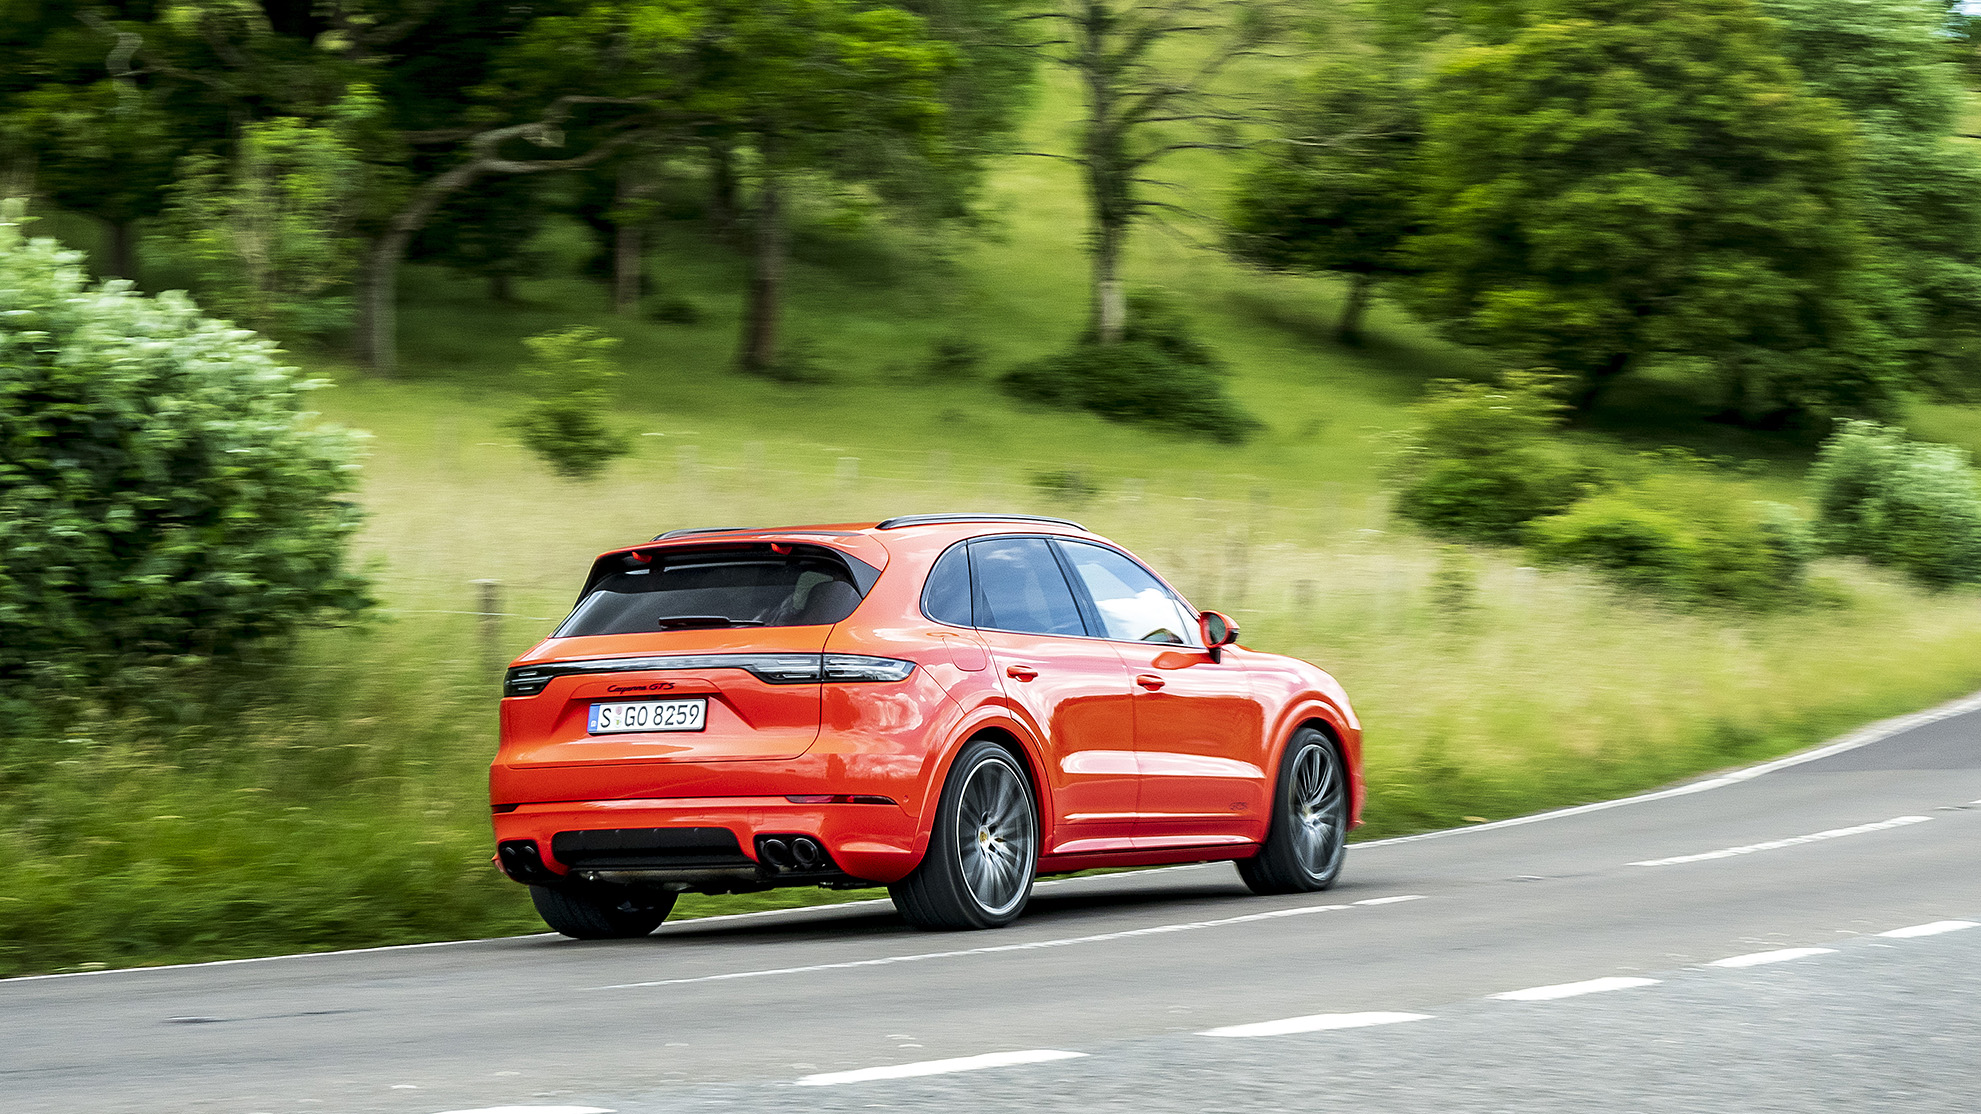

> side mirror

[{"left": 1199, "top": 611, "right": 1239, "bottom": 661}]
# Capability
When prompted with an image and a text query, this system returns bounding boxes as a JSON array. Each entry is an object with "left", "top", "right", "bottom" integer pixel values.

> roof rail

[
  {"left": 874, "top": 513, "right": 1086, "bottom": 531},
  {"left": 651, "top": 527, "right": 748, "bottom": 540}
]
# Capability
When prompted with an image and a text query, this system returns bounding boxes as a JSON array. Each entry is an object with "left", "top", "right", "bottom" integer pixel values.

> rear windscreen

[{"left": 556, "top": 553, "right": 864, "bottom": 637}]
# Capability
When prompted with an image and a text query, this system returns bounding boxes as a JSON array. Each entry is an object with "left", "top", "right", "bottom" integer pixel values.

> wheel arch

[{"left": 1269, "top": 699, "right": 1364, "bottom": 829}]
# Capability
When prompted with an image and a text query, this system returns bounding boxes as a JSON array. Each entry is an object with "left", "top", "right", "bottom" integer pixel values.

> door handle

[
  {"left": 1005, "top": 665, "right": 1039, "bottom": 682},
  {"left": 1135, "top": 674, "right": 1165, "bottom": 690}
]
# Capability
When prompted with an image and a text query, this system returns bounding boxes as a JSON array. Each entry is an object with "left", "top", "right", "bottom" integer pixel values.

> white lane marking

[
  {"left": 1627, "top": 816, "right": 1933, "bottom": 867},
  {"left": 1353, "top": 895, "right": 1425, "bottom": 906},
  {"left": 1877, "top": 920, "right": 1980, "bottom": 939},
  {"left": 595, "top": 899, "right": 1426, "bottom": 990},
  {"left": 795, "top": 1050, "right": 1086, "bottom": 1086},
  {"left": 431, "top": 1108, "right": 615, "bottom": 1114},
  {"left": 1490, "top": 976, "right": 1660, "bottom": 1001},
  {"left": 1199, "top": 1011, "right": 1432, "bottom": 1038},
  {"left": 1708, "top": 947, "right": 1837, "bottom": 968},
  {"left": 1362, "top": 687, "right": 1981, "bottom": 849}
]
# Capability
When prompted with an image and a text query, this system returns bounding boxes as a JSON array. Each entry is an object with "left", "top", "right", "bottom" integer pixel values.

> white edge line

[
  {"left": 1490, "top": 976, "right": 1660, "bottom": 1001},
  {"left": 1877, "top": 920, "right": 1980, "bottom": 939},
  {"left": 429, "top": 1107, "right": 616, "bottom": 1114},
  {"left": 1627, "top": 815, "right": 1934, "bottom": 868},
  {"left": 1199, "top": 1011, "right": 1432, "bottom": 1038},
  {"left": 1707, "top": 947, "right": 1838, "bottom": 968},
  {"left": 1358, "top": 686, "right": 1981, "bottom": 850},
  {"left": 13, "top": 685, "right": 1978, "bottom": 985},
  {"left": 1352, "top": 895, "right": 1425, "bottom": 906},
  {"left": 794, "top": 1049, "right": 1086, "bottom": 1086}
]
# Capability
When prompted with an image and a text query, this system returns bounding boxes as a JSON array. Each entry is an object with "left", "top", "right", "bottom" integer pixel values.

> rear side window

[
  {"left": 922, "top": 544, "right": 973, "bottom": 626},
  {"left": 557, "top": 551, "right": 863, "bottom": 636},
  {"left": 969, "top": 537, "right": 1087, "bottom": 637}
]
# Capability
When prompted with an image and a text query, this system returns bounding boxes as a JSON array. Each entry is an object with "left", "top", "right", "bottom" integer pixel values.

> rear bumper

[{"left": 491, "top": 795, "right": 923, "bottom": 887}]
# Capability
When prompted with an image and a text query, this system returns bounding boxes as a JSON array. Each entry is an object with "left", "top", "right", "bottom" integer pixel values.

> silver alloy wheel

[
  {"left": 954, "top": 755, "right": 1036, "bottom": 916},
  {"left": 1291, "top": 742, "right": 1346, "bottom": 878}
]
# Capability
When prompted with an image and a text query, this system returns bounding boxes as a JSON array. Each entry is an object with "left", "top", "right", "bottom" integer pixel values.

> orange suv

[{"left": 492, "top": 514, "right": 1363, "bottom": 937}]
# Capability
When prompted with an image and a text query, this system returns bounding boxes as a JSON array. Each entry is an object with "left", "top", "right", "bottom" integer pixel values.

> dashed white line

[
  {"left": 1877, "top": 920, "right": 1979, "bottom": 939},
  {"left": 1708, "top": 947, "right": 1837, "bottom": 968},
  {"left": 593, "top": 898, "right": 1422, "bottom": 990},
  {"left": 1199, "top": 1011, "right": 1432, "bottom": 1038},
  {"left": 430, "top": 1108, "right": 615, "bottom": 1114},
  {"left": 1490, "top": 976, "right": 1660, "bottom": 1001},
  {"left": 794, "top": 1050, "right": 1086, "bottom": 1086},
  {"left": 1627, "top": 816, "right": 1933, "bottom": 868}
]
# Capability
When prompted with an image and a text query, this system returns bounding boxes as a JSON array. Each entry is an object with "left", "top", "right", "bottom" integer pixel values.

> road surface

[{"left": 4, "top": 692, "right": 1978, "bottom": 1113}]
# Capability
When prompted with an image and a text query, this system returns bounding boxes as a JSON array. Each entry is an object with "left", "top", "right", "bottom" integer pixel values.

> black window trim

[{"left": 916, "top": 532, "right": 1209, "bottom": 650}]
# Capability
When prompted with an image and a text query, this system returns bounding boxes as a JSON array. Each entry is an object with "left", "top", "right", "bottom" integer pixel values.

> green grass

[{"left": 8, "top": 66, "right": 1981, "bottom": 977}]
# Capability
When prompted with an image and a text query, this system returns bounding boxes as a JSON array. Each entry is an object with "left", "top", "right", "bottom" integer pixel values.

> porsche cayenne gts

[{"left": 492, "top": 514, "right": 1363, "bottom": 937}]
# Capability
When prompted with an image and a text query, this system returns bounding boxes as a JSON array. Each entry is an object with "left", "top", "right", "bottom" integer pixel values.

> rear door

[
  {"left": 1053, "top": 540, "right": 1267, "bottom": 848},
  {"left": 966, "top": 536, "right": 1139, "bottom": 855}
]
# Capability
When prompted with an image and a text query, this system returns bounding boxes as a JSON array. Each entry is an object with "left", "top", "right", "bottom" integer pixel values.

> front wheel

[
  {"left": 890, "top": 740, "right": 1038, "bottom": 930},
  {"left": 1238, "top": 728, "right": 1348, "bottom": 895},
  {"left": 530, "top": 883, "right": 677, "bottom": 940}
]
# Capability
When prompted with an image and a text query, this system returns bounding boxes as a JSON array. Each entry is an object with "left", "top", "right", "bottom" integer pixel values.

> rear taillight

[
  {"left": 822, "top": 655, "right": 916, "bottom": 682},
  {"left": 502, "top": 653, "right": 914, "bottom": 696}
]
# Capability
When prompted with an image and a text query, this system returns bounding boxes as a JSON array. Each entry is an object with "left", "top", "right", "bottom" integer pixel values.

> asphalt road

[{"left": 4, "top": 693, "right": 1979, "bottom": 1114}]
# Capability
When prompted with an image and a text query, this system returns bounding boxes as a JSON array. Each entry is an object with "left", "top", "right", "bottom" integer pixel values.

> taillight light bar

[{"left": 503, "top": 653, "right": 916, "bottom": 697}]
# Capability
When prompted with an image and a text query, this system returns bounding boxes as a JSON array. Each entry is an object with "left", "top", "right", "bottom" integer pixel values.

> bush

[
  {"left": 1392, "top": 372, "right": 1597, "bottom": 543},
  {"left": 923, "top": 335, "right": 985, "bottom": 380},
  {"left": 646, "top": 295, "right": 702, "bottom": 325},
  {"left": 0, "top": 208, "right": 372, "bottom": 694},
  {"left": 1002, "top": 293, "right": 1259, "bottom": 442},
  {"left": 1527, "top": 468, "right": 1814, "bottom": 607},
  {"left": 1811, "top": 421, "right": 1981, "bottom": 587},
  {"left": 507, "top": 327, "right": 632, "bottom": 481}
]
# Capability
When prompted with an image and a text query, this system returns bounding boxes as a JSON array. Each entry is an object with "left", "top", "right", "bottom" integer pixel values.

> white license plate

[{"left": 588, "top": 699, "right": 708, "bottom": 734}]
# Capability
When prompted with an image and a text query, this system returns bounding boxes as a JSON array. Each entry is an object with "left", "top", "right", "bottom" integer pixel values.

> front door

[
  {"left": 1053, "top": 540, "right": 1267, "bottom": 848},
  {"left": 967, "top": 536, "right": 1139, "bottom": 854}
]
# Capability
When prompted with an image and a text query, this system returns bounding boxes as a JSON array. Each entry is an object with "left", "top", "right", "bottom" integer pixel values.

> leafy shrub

[
  {"left": 1811, "top": 421, "right": 1981, "bottom": 587},
  {"left": 924, "top": 335, "right": 985, "bottom": 380},
  {"left": 508, "top": 327, "right": 632, "bottom": 481},
  {"left": 1527, "top": 468, "right": 1813, "bottom": 607},
  {"left": 1003, "top": 293, "right": 1259, "bottom": 443},
  {"left": 646, "top": 295, "right": 702, "bottom": 325},
  {"left": 0, "top": 208, "right": 372, "bottom": 694},
  {"left": 1029, "top": 468, "right": 1102, "bottom": 507},
  {"left": 1392, "top": 372, "right": 1597, "bottom": 543}
]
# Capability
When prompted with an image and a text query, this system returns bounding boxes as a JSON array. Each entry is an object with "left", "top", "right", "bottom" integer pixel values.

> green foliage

[
  {"left": 1392, "top": 372, "right": 1595, "bottom": 543},
  {"left": 1410, "top": 0, "right": 1892, "bottom": 422},
  {"left": 1229, "top": 53, "right": 1424, "bottom": 338},
  {"left": 1528, "top": 467, "right": 1814, "bottom": 607},
  {"left": 924, "top": 334, "right": 986, "bottom": 379},
  {"left": 163, "top": 92, "right": 381, "bottom": 335},
  {"left": 0, "top": 210, "right": 372, "bottom": 695},
  {"left": 1005, "top": 294, "right": 1259, "bottom": 442},
  {"left": 1760, "top": 0, "right": 1981, "bottom": 400},
  {"left": 647, "top": 293, "right": 704, "bottom": 325},
  {"left": 1029, "top": 467, "right": 1102, "bottom": 507},
  {"left": 507, "top": 327, "right": 633, "bottom": 481},
  {"left": 1811, "top": 421, "right": 1981, "bottom": 586}
]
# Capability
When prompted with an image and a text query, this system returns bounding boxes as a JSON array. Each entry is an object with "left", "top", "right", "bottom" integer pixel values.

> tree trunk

[
  {"left": 708, "top": 141, "right": 741, "bottom": 242},
  {"left": 1574, "top": 351, "right": 1632, "bottom": 412},
  {"left": 103, "top": 219, "right": 137, "bottom": 281},
  {"left": 613, "top": 165, "right": 644, "bottom": 316},
  {"left": 738, "top": 174, "right": 786, "bottom": 374},
  {"left": 1338, "top": 273, "right": 1376, "bottom": 345},
  {"left": 357, "top": 160, "right": 487, "bottom": 375},
  {"left": 1091, "top": 216, "right": 1126, "bottom": 345}
]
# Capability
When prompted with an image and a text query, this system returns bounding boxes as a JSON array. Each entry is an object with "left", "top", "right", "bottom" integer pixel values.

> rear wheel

[
  {"left": 529, "top": 883, "right": 677, "bottom": 940},
  {"left": 1238, "top": 728, "right": 1348, "bottom": 895},
  {"left": 891, "top": 739, "right": 1038, "bottom": 930}
]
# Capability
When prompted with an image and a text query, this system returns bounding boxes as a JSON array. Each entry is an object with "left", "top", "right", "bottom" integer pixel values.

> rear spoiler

[{"left": 574, "top": 539, "right": 884, "bottom": 604}]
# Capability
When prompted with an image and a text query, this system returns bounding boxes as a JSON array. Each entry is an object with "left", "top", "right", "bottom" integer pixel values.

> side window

[
  {"left": 922, "top": 543, "right": 973, "bottom": 627},
  {"left": 1056, "top": 541, "right": 1200, "bottom": 646},
  {"left": 969, "top": 537, "right": 1088, "bottom": 637}
]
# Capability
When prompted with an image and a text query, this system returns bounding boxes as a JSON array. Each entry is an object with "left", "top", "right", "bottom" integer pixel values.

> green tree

[
  {"left": 0, "top": 208, "right": 371, "bottom": 693},
  {"left": 1229, "top": 56, "right": 1425, "bottom": 344},
  {"left": 508, "top": 327, "right": 633, "bottom": 481},
  {"left": 1410, "top": 0, "right": 1891, "bottom": 423},
  {"left": 1761, "top": 0, "right": 1981, "bottom": 398}
]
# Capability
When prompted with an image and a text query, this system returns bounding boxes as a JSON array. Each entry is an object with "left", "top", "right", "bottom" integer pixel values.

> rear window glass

[{"left": 557, "top": 553, "right": 863, "bottom": 636}]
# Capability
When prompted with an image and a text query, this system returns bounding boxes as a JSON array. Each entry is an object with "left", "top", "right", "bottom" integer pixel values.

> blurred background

[{"left": 5, "top": 0, "right": 1981, "bottom": 976}]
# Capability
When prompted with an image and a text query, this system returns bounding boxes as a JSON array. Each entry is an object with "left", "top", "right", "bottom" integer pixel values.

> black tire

[
  {"left": 1237, "top": 727, "right": 1348, "bottom": 895},
  {"left": 529, "top": 883, "right": 677, "bottom": 940},
  {"left": 890, "top": 739, "right": 1038, "bottom": 930}
]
